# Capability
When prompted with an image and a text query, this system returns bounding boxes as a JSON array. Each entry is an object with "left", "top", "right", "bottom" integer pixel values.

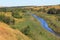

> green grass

[
  {"left": 35, "top": 12, "right": 60, "bottom": 36},
  {"left": 0, "top": 9, "right": 60, "bottom": 40},
  {"left": 10, "top": 12, "right": 59, "bottom": 40}
]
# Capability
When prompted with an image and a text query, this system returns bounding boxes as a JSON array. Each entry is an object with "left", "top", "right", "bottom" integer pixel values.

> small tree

[
  {"left": 0, "top": 8, "right": 6, "bottom": 12},
  {"left": 56, "top": 9, "right": 60, "bottom": 14},
  {"left": 58, "top": 17, "right": 60, "bottom": 21},
  {"left": 21, "top": 26, "right": 30, "bottom": 35},
  {"left": 0, "top": 15, "right": 15, "bottom": 25},
  {"left": 12, "top": 10, "right": 22, "bottom": 19},
  {"left": 47, "top": 8, "right": 56, "bottom": 14}
]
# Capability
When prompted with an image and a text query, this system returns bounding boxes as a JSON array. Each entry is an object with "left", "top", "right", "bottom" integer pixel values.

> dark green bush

[
  {"left": 21, "top": 26, "right": 30, "bottom": 35},
  {"left": 0, "top": 15, "right": 5, "bottom": 21},
  {"left": 47, "top": 8, "right": 56, "bottom": 14},
  {"left": 3, "top": 17, "right": 15, "bottom": 25},
  {"left": 0, "top": 15, "right": 15, "bottom": 25},
  {"left": 56, "top": 9, "right": 60, "bottom": 14},
  {"left": 47, "top": 8, "right": 60, "bottom": 15},
  {"left": 12, "top": 11, "right": 22, "bottom": 19},
  {"left": 58, "top": 17, "right": 60, "bottom": 21},
  {"left": 0, "top": 8, "right": 6, "bottom": 12}
]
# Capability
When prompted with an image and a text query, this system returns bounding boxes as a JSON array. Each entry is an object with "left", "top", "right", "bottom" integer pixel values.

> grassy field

[
  {"left": 35, "top": 12, "right": 60, "bottom": 35},
  {"left": 10, "top": 12, "right": 58, "bottom": 40},
  {"left": 0, "top": 5, "right": 60, "bottom": 40}
]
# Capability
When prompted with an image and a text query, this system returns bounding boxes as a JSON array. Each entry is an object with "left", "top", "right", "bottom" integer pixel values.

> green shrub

[
  {"left": 58, "top": 17, "right": 60, "bottom": 21},
  {"left": 0, "top": 8, "right": 6, "bottom": 12},
  {"left": 47, "top": 8, "right": 60, "bottom": 14},
  {"left": 12, "top": 11, "right": 22, "bottom": 18},
  {"left": 0, "top": 15, "right": 5, "bottom": 21},
  {"left": 21, "top": 26, "right": 30, "bottom": 35},
  {"left": 56, "top": 9, "right": 60, "bottom": 14},
  {"left": 0, "top": 15, "right": 15, "bottom": 25},
  {"left": 47, "top": 8, "right": 56, "bottom": 14},
  {"left": 3, "top": 17, "right": 15, "bottom": 25}
]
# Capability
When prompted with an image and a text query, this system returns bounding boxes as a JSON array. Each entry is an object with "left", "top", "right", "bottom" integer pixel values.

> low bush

[
  {"left": 47, "top": 8, "right": 60, "bottom": 14},
  {"left": 12, "top": 11, "right": 22, "bottom": 19},
  {"left": 0, "top": 15, "right": 15, "bottom": 25},
  {"left": 56, "top": 9, "right": 60, "bottom": 14},
  {"left": 21, "top": 26, "right": 30, "bottom": 35},
  {"left": 47, "top": 8, "right": 56, "bottom": 14}
]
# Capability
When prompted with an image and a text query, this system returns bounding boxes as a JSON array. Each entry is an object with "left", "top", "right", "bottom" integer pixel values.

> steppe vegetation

[{"left": 0, "top": 5, "right": 60, "bottom": 40}]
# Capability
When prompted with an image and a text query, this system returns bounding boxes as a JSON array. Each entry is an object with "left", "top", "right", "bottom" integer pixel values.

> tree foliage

[
  {"left": 0, "top": 8, "right": 6, "bottom": 12},
  {"left": 12, "top": 10, "right": 22, "bottom": 18},
  {"left": 47, "top": 8, "right": 60, "bottom": 14},
  {"left": 0, "top": 15, "right": 15, "bottom": 25},
  {"left": 47, "top": 8, "right": 56, "bottom": 14},
  {"left": 21, "top": 26, "right": 30, "bottom": 35}
]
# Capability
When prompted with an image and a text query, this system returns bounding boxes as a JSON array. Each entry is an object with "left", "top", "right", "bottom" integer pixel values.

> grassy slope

[
  {"left": 10, "top": 12, "right": 60, "bottom": 40},
  {"left": 0, "top": 5, "right": 60, "bottom": 40},
  {"left": 0, "top": 22, "right": 31, "bottom": 40},
  {"left": 34, "top": 5, "right": 60, "bottom": 35}
]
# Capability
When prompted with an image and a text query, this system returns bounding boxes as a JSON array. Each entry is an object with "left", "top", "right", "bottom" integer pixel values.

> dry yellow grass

[
  {"left": 0, "top": 12, "right": 12, "bottom": 17},
  {"left": 14, "top": 18, "right": 25, "bottom": 24},
  {"left": 5, "top": 12, "right": 12, "bottom": 17},
  {"left": 0, "top": 22, "right": 31, "bottom": 40}
]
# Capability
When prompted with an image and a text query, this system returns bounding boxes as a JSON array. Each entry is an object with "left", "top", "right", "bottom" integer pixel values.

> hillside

[
  {"left": 0, "top": 5, "right": 60, "bottom": 40},
  {"left": 0, "top": 22, "right": 31, "bottom": 40}
]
